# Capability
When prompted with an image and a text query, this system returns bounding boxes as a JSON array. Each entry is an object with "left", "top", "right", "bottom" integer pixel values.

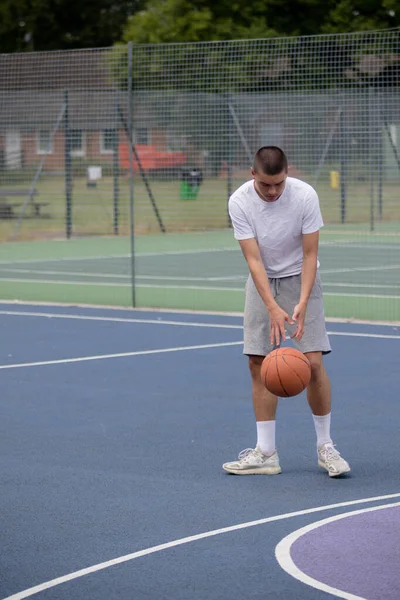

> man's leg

[
  {"left": 278, "top": 274, "right": 350, "bottom": 477},
  {"left": 222, "top": 276, "right": 281, "bottom": 475},
  {"left": 305, "top": 351, "right": 331, "bottom": 417},
  {"left": 305, "top": 351, "right": 350, "bottom": 476},
  {"left": 249, "top": 355, "right": 278, "bottom": 421},
  {"left": 249, "top": 355, "right": 278, "bottom": 457},
  {"left": 222, "top": 354, "right": 281, "bottom": 475}
]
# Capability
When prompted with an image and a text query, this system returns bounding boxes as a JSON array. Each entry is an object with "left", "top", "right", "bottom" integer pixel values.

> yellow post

[{"left": 330, "top": 170, "right": 340, "bottom": 189}]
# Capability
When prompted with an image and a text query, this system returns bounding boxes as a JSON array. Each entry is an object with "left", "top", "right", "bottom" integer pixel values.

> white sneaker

[
  {"left": 318, "top": 442, "right": 351, "bottom": 477},
  {"left": 222, "top": 447, "right": 281, "bottom": 475}
]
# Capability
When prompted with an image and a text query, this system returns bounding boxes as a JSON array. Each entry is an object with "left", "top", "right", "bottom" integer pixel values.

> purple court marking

[{"left": 290, "top": 504, "right": 400, "bottom": 599}]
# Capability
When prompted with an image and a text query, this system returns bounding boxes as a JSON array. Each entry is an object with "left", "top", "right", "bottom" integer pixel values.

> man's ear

[{"left": 250, "top": 167, "right": 256, "bottom": 178}]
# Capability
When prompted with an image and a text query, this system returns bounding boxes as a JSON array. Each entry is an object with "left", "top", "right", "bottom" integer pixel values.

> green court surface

[{"left": 1, "top": 229, "right": 399, "bottom": 321}]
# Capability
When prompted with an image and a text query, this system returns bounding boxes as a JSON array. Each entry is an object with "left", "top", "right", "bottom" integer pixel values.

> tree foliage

[
  {"left": 122, "top": 0, "right": 400, "bottom": 45},
  {"left": 0, "top": 0, "right": 140, "bottom": 53},
  {"left": 322, "top": 0, "right": 400, "bottom": 34}
]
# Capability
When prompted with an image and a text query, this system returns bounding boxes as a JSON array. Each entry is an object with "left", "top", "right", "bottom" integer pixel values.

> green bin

[
  {"left": 180, "top": 166, "right": 203, "bottom": 200},
  {"left": 180, "top": 181, "right": 199, "bottom": 200}
]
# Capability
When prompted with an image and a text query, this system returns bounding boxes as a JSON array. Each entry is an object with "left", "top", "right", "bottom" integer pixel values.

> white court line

[
  {"left": 9, "top": 271, "right": 400, "bottom": 288},
  {"left": 324, "top": 282, "right": 400, "bottom": 289},
  {"left": 3, "top": 493, "right": 400, "bottom": 600},
  {"left": 0, "top": 310, "right": 243, "bottom": 329},
  {"left": 321, "top": 264, "right": 400, "bottom": 274},
  {"left": 328, "top": 331, "right": 400, "bottom": 339},
  {"left": 320, "top": 242, "right": 400, "bottom": 249},
  {"left": 0, "top": 277, "right": 246, "bottom": 292},
  {"left": 2, "top": 268, "right": 400, "bottom": 288},
  {"left": 0, "top": 253, "right": 131, "bottom": 266},
  {"left": 1, "top": 310, "right": 400, "bottom": 339},
  {"left": 324, "top": 291, "right": 400, "bottom": 300},
  {"left": 2, "top": 300, "right": 399, "bottom": 326},
  {"left": 275, "top": 501, "right": 400, "bottom": 600},
  {"left": 0, "top": 341, "right": 243, "bottom": 371},
  {"left": 0, "top": 247, "right": 239, "bottom": 266},
  {"left": 0, "top": 277, "right": 130, "bottom": 287},
  {"left": 0, "top": 268, "right": 245, "bottom": 282},
  {"left": 4, "top": 268, "right": 400, "bottom": 288},
  {"left": 0, "top": 240, "right": 398, "bottom": 268},
  {"left": 2, "top": 277, "right": 400, "bottom": 299}
]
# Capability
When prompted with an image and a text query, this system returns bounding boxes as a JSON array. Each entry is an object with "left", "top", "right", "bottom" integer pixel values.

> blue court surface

[{"left": 1, "top": 302, "right": 400, "bottom": 600}]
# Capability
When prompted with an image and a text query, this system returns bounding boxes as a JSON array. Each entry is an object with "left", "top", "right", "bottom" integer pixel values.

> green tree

[
  {"left": 0, "top": 0, "right": 140, "bottom": 53},
  {"left": 322, "top": 0, "right": 400, "bottom": 33},
  {"left": 122, "top": 0, "right": 400, "bottom": 45}
]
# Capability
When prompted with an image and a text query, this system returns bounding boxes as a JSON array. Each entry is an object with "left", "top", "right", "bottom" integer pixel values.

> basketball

[{"left": 260, "top": 347, "right": 311, "bottom": 397}]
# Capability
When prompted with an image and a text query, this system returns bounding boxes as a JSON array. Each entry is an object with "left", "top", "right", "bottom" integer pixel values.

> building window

[
  {"left": 37, "top": 130, "right": 52, "bottom": 154},
  {"left": 101, "top": 129, "right": 115, "bottom": 154},
  {"left": 70, "top": 129, "right": 85, "bottom": 157},
  {"left": 134, "top": 128, "right": 149, "bottom": 145}
]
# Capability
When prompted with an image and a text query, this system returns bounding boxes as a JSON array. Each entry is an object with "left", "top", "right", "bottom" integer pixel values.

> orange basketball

[{"left": 260, "top": 347, "right": 311, "bottom": 397}]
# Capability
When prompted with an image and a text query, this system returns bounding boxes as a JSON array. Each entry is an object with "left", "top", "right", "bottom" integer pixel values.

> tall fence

[{"left": 1, "top": 31, "right": 400, "bottom": 321}]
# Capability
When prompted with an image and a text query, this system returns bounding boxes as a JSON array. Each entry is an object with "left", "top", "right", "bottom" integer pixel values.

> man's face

[{"left": 251, "top": 168, "right": 287, "bottom": 202}]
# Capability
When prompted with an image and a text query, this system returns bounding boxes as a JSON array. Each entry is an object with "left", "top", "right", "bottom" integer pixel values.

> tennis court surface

[
  {"left": 1, "top": 229, "right": 400, "bottom": 320},
  {"left": 1, "top": 302, "right": 400, "bottom": 600}
]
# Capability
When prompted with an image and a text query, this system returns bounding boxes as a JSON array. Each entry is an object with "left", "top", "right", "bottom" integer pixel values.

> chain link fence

[{"left": 1, "top": 30, "right": 400, "bottom": 319}]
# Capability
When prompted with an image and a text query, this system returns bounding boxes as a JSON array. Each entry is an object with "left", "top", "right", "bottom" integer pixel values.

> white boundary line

[
  {"left": 0, "top": 341, "right": 243, "bottom": 371},
  {"left": 0, "top": 277, "right": 247, "bottom": 292},
  {"left": 0, "top": 310, "right": 243, "bottom": 329},
  {"left": 321, "top": 264, "right": 400, "bottom": 274},
  {"left": 0, "top": 268, "right": 246, "bottom": 283},
  {"left": 1, "top": 300, "right": 399, "bottom": 326},
  {"left": 2, "top": 268, "right": 400, "bottom": 289},
  {"left": 0, "top": 247, "right": 239, "bottom": 266},
  {"left": 325, "top": 282, "right": 400, "bottom": 290},
  {"left": 275, "top": 501, "right": 400, "bottom": 600},
  {"left": 1, "top": 310, "right": 400, "bottom": 340},
  {"left": 0, "top": 240, "right": 398, "bottom": 268},
  {"left": 3, "top": 493, "right": 400, "bottom": 600},
  {"left": 324, "top": 291, "right": 400, "bottom": 299},
  {"left": 1, "top": 277, "right": 400, "bottom": 299}
]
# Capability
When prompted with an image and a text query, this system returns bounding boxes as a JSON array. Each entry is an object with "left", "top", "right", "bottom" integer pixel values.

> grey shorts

[{"left": 243, "top": 271, "right": 331, "bottom": 356}]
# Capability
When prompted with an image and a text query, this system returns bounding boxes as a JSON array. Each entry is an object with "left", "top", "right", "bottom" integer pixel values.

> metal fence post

[
  {"left": 64, "top": 89, "right": 72, "bottom": 239},
  {"left": 128, "top": 42, "right": 136, "bottom": 307},
  {"left": 113, "top": 88, "right": 120, "bottom": 235}
]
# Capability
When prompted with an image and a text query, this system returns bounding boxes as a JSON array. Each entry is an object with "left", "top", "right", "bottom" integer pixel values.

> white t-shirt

[{"left": 228, "top": 177, "right": 323, "bottom": 278}]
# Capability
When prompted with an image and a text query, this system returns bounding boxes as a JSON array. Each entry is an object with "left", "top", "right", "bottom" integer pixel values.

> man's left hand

[{"left": 291, "top": 303, "right": 307, "bottom": 341}]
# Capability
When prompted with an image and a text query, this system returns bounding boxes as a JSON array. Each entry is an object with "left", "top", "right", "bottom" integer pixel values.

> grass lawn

[{"left": 1, "top": 175, "right": 399, "bottom": 242}]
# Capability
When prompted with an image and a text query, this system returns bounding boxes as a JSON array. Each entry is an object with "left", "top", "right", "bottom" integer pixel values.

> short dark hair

[{"left": 253, "top": 146, "right": 288, "bottom": 175}]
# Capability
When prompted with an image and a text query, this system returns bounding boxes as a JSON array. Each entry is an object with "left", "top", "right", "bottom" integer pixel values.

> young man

[{"left": 223, "top": 146, "right": 350, "bottom": 477}]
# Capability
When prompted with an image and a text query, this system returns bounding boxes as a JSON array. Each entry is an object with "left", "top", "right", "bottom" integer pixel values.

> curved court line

[
  {"left": 275, "top": 500, "right": 400, "bottom": 600},
  {"left": 3, "top": 494, "right": 400, "bottom": 600}
]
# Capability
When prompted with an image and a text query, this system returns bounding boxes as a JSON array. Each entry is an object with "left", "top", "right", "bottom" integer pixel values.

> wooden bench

[{"left": 0, "top": 189, "right": 50, "bottom": 219}]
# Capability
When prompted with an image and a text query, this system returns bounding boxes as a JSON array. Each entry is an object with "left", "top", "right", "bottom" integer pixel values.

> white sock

[
  {"left": 312, "top": 413, "right": 333, "bottom": 448},
  {"left": 256, "top": 421, "right": 276, "bottom": 456}
]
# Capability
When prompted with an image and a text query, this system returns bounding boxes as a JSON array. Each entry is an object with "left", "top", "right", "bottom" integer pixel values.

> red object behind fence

[{"left": 119, "top": 144, "right": 187, "bottom": 171}]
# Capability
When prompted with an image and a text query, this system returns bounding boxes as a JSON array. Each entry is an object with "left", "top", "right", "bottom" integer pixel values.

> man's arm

[
  {"left": 238, "top": 238, "right": 294, "bottom": 346},
  {"left": 292, "top": 230, "right": 319, "bottom": 340}
]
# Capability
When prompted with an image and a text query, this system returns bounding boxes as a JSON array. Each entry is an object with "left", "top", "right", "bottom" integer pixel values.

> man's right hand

[{"left": 268, "top": 305, "right": 295, "bottom": 347}]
